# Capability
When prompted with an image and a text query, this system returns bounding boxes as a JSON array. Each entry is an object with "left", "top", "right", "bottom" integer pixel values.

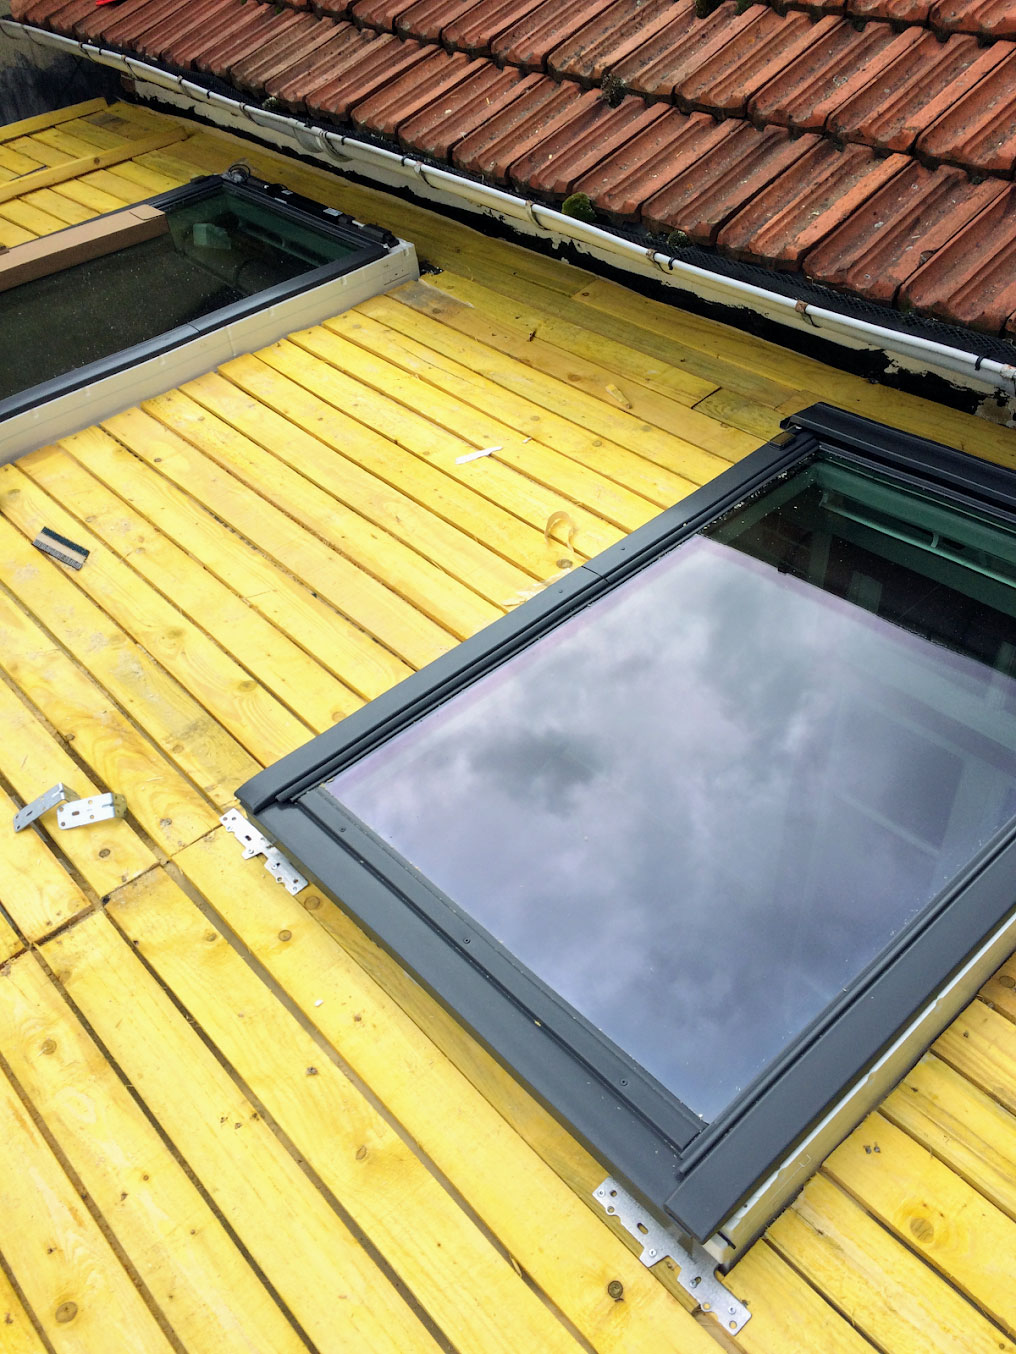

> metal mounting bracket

[
  {"left": 221, "top": 809, "right": 308, "bottom": 895},
  {"left": 57, "top": 792, "right": 127, "bottom": 829},
  {"left": 593, "top": 1178, "right": 751, "bottom": 1335},
  {"left": 13, "top": 783, "right": 80, "bottom": 832}
]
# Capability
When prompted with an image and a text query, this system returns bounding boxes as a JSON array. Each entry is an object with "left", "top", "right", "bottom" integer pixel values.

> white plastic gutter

[{"left": 7, "top": 16, "right": 1016, "bottom": 401}]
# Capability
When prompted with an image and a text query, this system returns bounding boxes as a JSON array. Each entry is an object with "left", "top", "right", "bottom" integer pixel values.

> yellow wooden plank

[
  {"left": 180, "top": 369, "right": 540, "bottom": 602},
  {"left": 0, "top": 198, "right": 65, "bottom": 235},
  {"left": 18, "top": 187, "right": 94, "bottom": 224},
  {"left": 47, "top": 176, "right": 123, "bottom": 214},
  {"left": 98, "top": 157, "right": 186, "bottom": 194},
  {"left": 282, "top": 328, "right": 664, "bottom": 531},
  {"left": 0, "top": 575, "right": 217, "bottom": 861},
  {"left": 109, "top": 862, "right": 667, "bottom": 1354},
  {"left": 0, "top": 677, "right": 155, "bottom": 899},
  {"left": 0, "top": 495, "right": 259, "bottom": 809},
  {"left": 176, "top": 828, "right": 724, "bottom": 1354},
  {"left": 824, "top": 1111, "right": 1016, "bottom": 1336},
  {"left": 21, "top": 446, "right": 361, "bottom": 732},
  {"left": 74, "top": 168, "right": 141, "bottom": 203},
  {"left": 726, "top": 1241, "right": 874, "bottom": 1354},
  {"left": 0, "top": 143, "right": 45, "bottom": 174},
  {"left": 0, "top": 1261, "right": 47, "bottom": 1354},
  {"left": 150, "top": 383, "right": 505, "bottom": 638},
  {"left": 4, "top": 136, "right": 73, "bottom": 169},
  {"left": 57, "top": 425, "right": 408, "bottom": 702},
  {"left": 219, "top": 353, "right": 583, "bottom": 579},
  {"left": 935, "top": 1000, "right": 1016, "bottom": 1114},
  {"left": 0, "top": 1053, "right": 177, "bottom": 1354},
  {"left": 0, "top": 129, "right": 188, "bottom": 206},
  {"left": 328, "top": 302, "right": 713, "bottom": 503},
  {"left": 110, "top": 403, "right": 458, "bottom": 669},
  {"left": 0, "top": 215, "right": 34, "bottom": 246},
  {"left": 417, "top": 270, "right": 718, "bottom": 406},
  {"left": 2, "top": 463, "right": 318, "bottom": 767},
  {"left": 0, "top": 952, "right": 312, "bottom": 1354},
  {"left": 692, "top": 390, "right": 789, "bottom": 442},
  {"left": 0, "top": 98, "right": 110, "bottom": 144},
  {"left": 572, "top": 278, "right": 1016, "bottom": 468},
  {"left": 255, "top": 338, "right": 629, "bottom": 558},
  {"left": 46, "top": 906, "right": 476, "bottom": 1354},
  {"left": 882, "top": 1054, "right": 1016, "bottom": 1224},
  {"left": 767, "top": 1174, "right": 1016, "bottom": 1354},
  {"left": 30, "top": 125, "right": 119, "bottom": 161},
  {"left": 0, "top": 784, "right": 90, "bottom": 944},
  {"left": 385, "top": 282, "right": 754, "bottom": 462},
  {"left": 0, "top": 904, "right": 25, "bottom": 963},
  {"left": 981, "top": 950, "right": 1016, "bottom": 1020}
]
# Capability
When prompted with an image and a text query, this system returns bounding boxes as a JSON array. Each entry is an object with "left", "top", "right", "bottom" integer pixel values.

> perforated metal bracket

[
  {"left": 13, "top": 783, "right": 80, "bottom": 832},
  {"left": 221, "top": 809, "right": 308, "bottom": 895},
  {"left": 57, "top": 793, "right": 127, "bottom": 829},
  {"left": 593, "top": 1178, "right": 751, "bottom": 1335}
]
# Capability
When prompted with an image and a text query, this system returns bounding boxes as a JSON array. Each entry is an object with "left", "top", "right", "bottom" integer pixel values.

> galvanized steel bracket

[
  {"left": 12, "top": 783, "right": 80, "bottom": 832},
  {"left": 221, "top": 809, "right": 308, "bottom": 896},
  {"left": 57, "top": 792, "right": 127, "bottom": 829},
  {"left": 593, "top": 1178, "right": 751, "bottom": 1335}
]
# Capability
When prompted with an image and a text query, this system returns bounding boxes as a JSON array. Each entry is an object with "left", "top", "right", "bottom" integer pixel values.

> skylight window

[{"left": 238, "top": 405, "right": 1016, "bottom": 1263}]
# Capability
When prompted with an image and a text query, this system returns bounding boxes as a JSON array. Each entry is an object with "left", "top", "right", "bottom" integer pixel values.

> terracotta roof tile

[
  {"left": 351, "top": 47, "right": 482, "bottom": 134},
  {"left": 828, "top": 31, "right": 1009, "bottom": 154},
  {"left": 230, "top": 13, "right": 332, "bottom": 87},
  {"left": 643, "top": 123, "right": 817, "bottom": 243},
  {"left": 16, "top": 0, "right": 88, "bottom": 32},
  {"left": 91, "top": 0, "right": 191, "bottom": 47},
  {"left": 931, "top": 0, "right": 1016, "bottom": 38},
  {"left": 506, "top": 93, "right": 666, "bottom": 197},
  {"left": 452, "top": 77, "right": 585, "bottom": 179},
  {"left": 304, "top": 33, "right": 428, "bottom": 119},
  {"left": 900, "top": 185, "right": 1016, "bottom": 330},
  {"left": 545, "top": 0, "right": 679, "bottom": 86},
  {"left": 803, "top": 161, "right": 1007, "bottom": 301},
  {"left": 747, "top": 20, "right": 924, "bottom": 133},
  {"left": 350, "top": 0, "right": 408, "bottom": 30},
  {"left": 609, "top": 1, "right": 759, "bottom": 101},
  {"left": 136, "top": 0, "right": 236, "bottom": 63},
  {"left": 312, "top": 0, "right": 352, "bottom": 16},
  {"left": 163, "top": 0, "right": 261, "bottom": 65},
  {"left": 573, "top": 108, "right": 735, "bottom": 219},
  {"left": 72, "top": 0, "right": 162, "bottom": 40},
  {"left": 269, "top": 22, "right": 377, "bottom": 103},
  {"left": 263, "top": 21, "right": 358, "bottom": 96},
  {"left": 392, "top": 0, "right": 471, "bottom": 39},
  {"left": 398, "top": 64, "right": 542, "bottom": 155},
  {"left": 490, "top": 0, "right": 616, "bottom": 74},
  {"left": 441, "top": 0, "right": 544, "bottom": 55},
  {"left": 845, "top": 0, "right": 931, "bottom": 21},
  {"left": 184, "top": 5, "right": 288, "bottom": 73},
  {"left": 916, "top": 48, "right": 1016, "bottom": 174},
  {"left": 675, "top": 9, "right": 826, "bottom": 117},
  {"left": 717, "top": 140, "right": 909, "bottom": 267}
]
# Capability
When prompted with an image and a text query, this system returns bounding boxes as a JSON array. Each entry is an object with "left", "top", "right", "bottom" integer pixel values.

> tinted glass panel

[
  {"left": 325, "top": 457, "right": 1016, "bottom": 1122},
  {"left": 0, "top": 187, "right": 359, "bottom": 401}
]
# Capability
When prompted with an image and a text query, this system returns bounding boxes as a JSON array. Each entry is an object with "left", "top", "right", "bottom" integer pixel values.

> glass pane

[
  {"left": 0, "top": 186, "right": 360, "bottom": 402},
  {"left": 325, "top": 456, "right": 1016, "bottom": 1123}
]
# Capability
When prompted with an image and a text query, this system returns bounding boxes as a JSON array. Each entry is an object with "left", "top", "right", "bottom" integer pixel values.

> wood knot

[
  {"left": 909, "top": 1215, "right": 934, "bottom": 1244},
  {"left": 277, "top": 930, "right": 292, "bottom": 942},
  {"left": 356, "top": 1146, "right": 368, "bottom": 1160},
  {"left": 40, "top": 1039, "right": 57, "bottom": 1055},
  {"left": 55, "top": 1303, "right": 77, "bottom": 1324},
  {"left": 607, "top": 1280, "right": 624, "bottom": 1302}
]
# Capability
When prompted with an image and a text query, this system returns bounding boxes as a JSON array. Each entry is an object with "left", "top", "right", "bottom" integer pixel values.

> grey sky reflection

[{"left": 328, "top": 536, "right": 1016, "bottom": 1122}]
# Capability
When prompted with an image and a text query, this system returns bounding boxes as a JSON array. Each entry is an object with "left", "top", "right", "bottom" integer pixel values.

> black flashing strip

[
  {"left": 33, "top": 527, "right": 89, "bottom": 570},
  {"left": 237, "top": 403, "right": 1016, "bottom": 1250}
]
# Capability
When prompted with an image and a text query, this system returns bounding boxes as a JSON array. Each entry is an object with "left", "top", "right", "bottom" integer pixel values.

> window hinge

[
  {"left": 221, "top": 809, "right": 308, "bottom": 895},
  {"left": 593, "top": 1178, "right": 751, "bottom": 1335}
]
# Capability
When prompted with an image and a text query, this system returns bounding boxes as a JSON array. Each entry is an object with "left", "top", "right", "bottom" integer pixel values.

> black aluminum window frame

[
  {"left": 0, "top": 170, "right": 394, "bottom": 423},
  {"left": 237, "top": 403, "right": 1016, "bottom": 1247}
]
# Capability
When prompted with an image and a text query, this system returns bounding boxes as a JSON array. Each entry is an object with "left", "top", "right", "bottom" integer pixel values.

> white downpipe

[{"left": 7, "top": 17, "right": 1016, "bottom": 401}]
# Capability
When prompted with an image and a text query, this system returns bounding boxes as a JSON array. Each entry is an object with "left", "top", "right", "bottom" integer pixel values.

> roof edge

[{"left": 7, "top": 16, "right": 1016, "bottom": 405}]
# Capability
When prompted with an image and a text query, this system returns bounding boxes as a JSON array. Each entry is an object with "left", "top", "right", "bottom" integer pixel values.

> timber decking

[{"left": 2, "top": 98, "right": 1016, "bottom": 1354}]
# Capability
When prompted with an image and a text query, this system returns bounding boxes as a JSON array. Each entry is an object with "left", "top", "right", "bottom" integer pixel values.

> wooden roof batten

[{"left": 1, "top": 96, "right": 1016, "bottom": 1354}]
